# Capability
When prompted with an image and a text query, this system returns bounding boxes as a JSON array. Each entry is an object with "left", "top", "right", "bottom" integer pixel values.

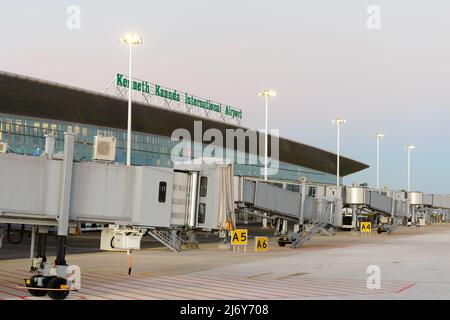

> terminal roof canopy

[{"left": 0, "top": 71, "right": 368, "bottom": 176}]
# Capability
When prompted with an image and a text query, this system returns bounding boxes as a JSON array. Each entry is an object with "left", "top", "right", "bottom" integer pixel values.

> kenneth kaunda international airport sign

[{"left": 116, "top": 73, "right": 243, "bottom": 120}]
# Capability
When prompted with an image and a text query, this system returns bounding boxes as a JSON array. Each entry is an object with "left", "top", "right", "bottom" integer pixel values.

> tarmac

[{"left": 1, "top": 224, "right": 450, "bottom": 300}]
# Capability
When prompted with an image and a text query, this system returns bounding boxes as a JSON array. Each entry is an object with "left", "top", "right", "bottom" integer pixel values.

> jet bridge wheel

[
  {"left": 26, "top": 275, "right": 49, "bottom": 297},
  {"left": 47, "top": 277, "right": 70, "bottom": 300},
  {"left": 277, "top": 237, "right": 291, "bottom": 247}
]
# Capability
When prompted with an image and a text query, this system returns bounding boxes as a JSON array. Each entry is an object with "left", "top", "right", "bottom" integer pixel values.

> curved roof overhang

[{"left": 0, "top": 71, "right": 368, "bottom": 176}]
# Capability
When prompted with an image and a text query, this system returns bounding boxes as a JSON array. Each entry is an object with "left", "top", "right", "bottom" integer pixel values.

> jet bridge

[
  {"left": 0, "top": 133, "right": 235, "bottom": 299},
  {"left": 235, "top": 177, "right": 340, "bottom": 224},
  {"left": 234, "top": 177, "right": 340, "bottom": 247},
  {"left": 343, "top": 187, "right": 431, "bottom": 231},
  {"left": 0, "top": 152, "right": 233, "bottom": 232}
]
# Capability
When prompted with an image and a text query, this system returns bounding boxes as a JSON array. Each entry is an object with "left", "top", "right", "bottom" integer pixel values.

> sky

[{"left": 1, "top": 0, "right": 450, "bottom": 193}]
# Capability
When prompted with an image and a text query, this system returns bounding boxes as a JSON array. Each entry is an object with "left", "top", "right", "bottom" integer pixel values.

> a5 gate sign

[
  {"left": 231, "top": 229, "right": 248, "bottom": 245},
  {"left": 255, "top": 236, "right": 268, "bottom": 252}
]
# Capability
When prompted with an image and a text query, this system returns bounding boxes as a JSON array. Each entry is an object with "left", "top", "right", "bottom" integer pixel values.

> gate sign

[
  {"left": 231, "top": 229, "right": 248, "bottom": 245},
  {"left": 360, "top": 222, "right": 372, "bottom": 233},
  {"left": 255, "top": 237, "right": 268, "bottom": 252}
]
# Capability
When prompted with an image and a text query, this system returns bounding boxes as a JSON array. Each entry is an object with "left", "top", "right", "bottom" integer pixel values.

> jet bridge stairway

[
  {"left": 147, "top": 229, "right": 186, "bottom": 252},
  {"left": 291, "top": 223, "right": 331, "bottom": 248}
]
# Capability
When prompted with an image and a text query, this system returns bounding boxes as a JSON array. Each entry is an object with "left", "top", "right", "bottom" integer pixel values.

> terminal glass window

[
  {"left": 198, "top": 203, "right": 206, "bottom": 224},
  {"left": 200, "top": 176, "right": 208, "bottom": 197},
  {"left": 158, "top": 181, "right": 167, "bottom": 203},
  {"left": 308, "top": 187, "right": 317, "bottom": 197}
]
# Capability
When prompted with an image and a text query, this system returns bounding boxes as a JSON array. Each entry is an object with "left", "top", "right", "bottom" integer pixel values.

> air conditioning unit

[
  {"left": 0, "top": 142, "right": 8, "bottom": 154},
  {"left": 100, "top": 228, "right": 143, "bottom": 251},
  {"left": 93, "top": 135, "right": 116, "bottom": 162}
]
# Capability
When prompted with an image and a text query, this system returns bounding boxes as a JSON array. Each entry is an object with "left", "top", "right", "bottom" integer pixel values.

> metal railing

[{"left": 147, "top": 229, "right": 185, "bottom": 253}]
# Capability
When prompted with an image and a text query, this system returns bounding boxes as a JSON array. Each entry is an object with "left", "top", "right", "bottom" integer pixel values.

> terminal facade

[{"left": 0, "top": 71, "right": 368, "bottom": 186}]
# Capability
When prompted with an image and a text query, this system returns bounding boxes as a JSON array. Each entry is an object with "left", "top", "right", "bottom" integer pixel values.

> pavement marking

[
  {"left": 397, "top": 283, "right": 416, "bottom": 293},
  {"left": 0, "top": 267, "right": 416, "bottom": 300},
  {"left": 247, "top": 272, "right": 272, "bottom": 279},
  {"left": 276, "top": 272, "right": 309, "bottom": 280}
]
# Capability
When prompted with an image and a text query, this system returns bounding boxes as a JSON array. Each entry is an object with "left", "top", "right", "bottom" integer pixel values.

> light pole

[
  {"left": 375, "top": 132, "right": 384, "bottom": 189},
  {"left": 405, "top": 144, "right": 415, "bottom": 191},
  {"left": 332, "top": 117, "right": 346, "bottom": 186},
  {"left": 120, "top": 33, "right": 143, "bottom": 166},
  {"left": 258, "top": 89, "right": 276, "bottom": 181}
]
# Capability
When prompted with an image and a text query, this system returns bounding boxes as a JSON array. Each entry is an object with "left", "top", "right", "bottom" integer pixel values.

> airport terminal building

[{"left": 0, "top": 71, "right": 368, "bottom": 186}]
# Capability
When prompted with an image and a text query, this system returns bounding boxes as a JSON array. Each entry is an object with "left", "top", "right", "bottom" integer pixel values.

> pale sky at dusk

[{"left": 1, "top": 0, "right": 450, "bottom": 193}]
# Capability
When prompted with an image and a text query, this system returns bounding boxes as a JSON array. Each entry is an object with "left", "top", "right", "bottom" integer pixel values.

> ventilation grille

[{"left": 93, "top": 136, "right": 116, "bottom": 161}]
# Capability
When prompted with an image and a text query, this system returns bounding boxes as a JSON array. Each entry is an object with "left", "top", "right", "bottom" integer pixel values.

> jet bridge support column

[
  {"left": 299, "top": 182, "right": 306, "bottom": 226},
  {"left": 56, "top": 132, "right": 75, "bottom": 266},
  {"left": 29, "top": 225, "right": 36, "bottom": 264},
  {"left": 391, "top": 195, "right": 395, "bottom": 218},
  {"left": 282, "top": 219, "right": 288, "bottom": 234},
  {"left": 31, "top": 226, "right": 48, "bottom": 271}
]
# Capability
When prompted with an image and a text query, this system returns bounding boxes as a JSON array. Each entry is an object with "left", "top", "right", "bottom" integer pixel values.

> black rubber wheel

[
  {"left": 26, "top": 275, "right": 48, "bottom": 297},
  {"left": 47, "top": 277, "right": 70, "bottom": 300}
]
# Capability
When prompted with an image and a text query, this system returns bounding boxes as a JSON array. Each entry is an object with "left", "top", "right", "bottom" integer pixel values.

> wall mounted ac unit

[
  {"left": 93, "top": 135, "right": 116, "bottom": 162},
  {"left": 0, "top": 142, "right": 8, "bottom": 154}
]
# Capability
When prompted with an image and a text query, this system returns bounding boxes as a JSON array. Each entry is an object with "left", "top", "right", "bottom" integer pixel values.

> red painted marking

[
  {"left": 72, "top": 280, "right": 144, "bottom": 300},
  {"left": 100, "top": 271, "right": 260, "bottom": 299},
  {"left": 294, "top": 279, "right": 382, "bottom": 294},
  {"left": 215, "top": 274, "right": 404, "bottom": 297},
  {"left": 297, "top": 278, "right": 407, "bottom": 291},
  {"left": 0, "top": 269, "right": 114, "bottom": 300},
  {"left": 166, "top": 274, "right": 295, "bottom": 299},
  {"left": 138, "top": 275, "right": 258, "bottom": 300},
  {"left": 177, "top": 274, "right": 310, "bottom": 297},
  {"left": 238, "top": 275, "right": 365, "bottom": 293},
  {"left": 128, "top": 275, "right": 243, "bottom": 300},
  {"left": 308, "top": 279, "right": 404, "bottom": 290},
  {"left": 85, "top": 272, "right": 216, "bottom": 300},
  {"left": 80, "top": 274, "right": 174, "bottom": 300},
  {"left": 0, "top": 287, "right": 25, "bottom": 299},
  {"left": 397, "top": 283, "right": 416, "bottom": 293},
  {"left": 87, "top": 275, "right": 229, "bottom": 299},
  {"left": 191, "top": 274, "right": 340, "bottom": 297},
  {"left": 111, "top": 271, "right": 287, "bottom": 299}
]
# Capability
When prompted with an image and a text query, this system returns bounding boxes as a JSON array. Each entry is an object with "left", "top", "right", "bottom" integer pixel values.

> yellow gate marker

[
  {"left": 231, "top": 229, "right": 248, "bottom": 254},
  {"left": 255, "top": 236, "right": 268, "bottom": 252},
  {"left": 360, "top": 222, "right": 372, "bottom": 235}
]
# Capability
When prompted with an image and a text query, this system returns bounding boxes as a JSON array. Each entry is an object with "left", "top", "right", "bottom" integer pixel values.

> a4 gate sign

[{"left": 360, "top": 222, "right": 372, "bottom": 233}]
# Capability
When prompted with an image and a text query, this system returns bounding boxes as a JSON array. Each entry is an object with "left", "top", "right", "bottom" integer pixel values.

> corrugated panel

[
  {"left": 369, "top": 191, "right": 392, "bottom": 214},
  {"left": 423, "top": 194, "right": 433, "bottom": 206},
  {"left": 253, "top": 182, "right": 300, "bottom": 218},
  {"left": 432, "top": 195, "right": 450, "bottom": 209},
  {"left": 243, "top": 180, "right": 256, "bottom": 204},
  {"left": 303, "top": 197, "right": 315, "bottom": 221}
]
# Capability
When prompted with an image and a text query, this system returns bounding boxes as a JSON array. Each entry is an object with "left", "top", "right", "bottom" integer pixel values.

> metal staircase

[
  {"left": 147, "top": 229, "right": 186, "bottom": 253},
  {"left": 385, "top": 217, "right": 404, "bottom": 233},
  {"left": 291, "top": 223, "right": 330, "bottom": 248}
]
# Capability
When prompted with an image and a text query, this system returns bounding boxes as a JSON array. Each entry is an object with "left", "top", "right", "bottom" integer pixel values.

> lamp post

[
  {"left": 375, "top": 132, "right": 384, "bottom": 189},
  {"left": 405, "top": 144, "right": 415, "bottom": 191},
  {"left": 258, "top": 89, "right": 277, "bottom": 181},
  {"left": 332, "top": 117, "right": 346, "bottom": 186},
  {"left": 120, "top": 33, "right": 143, "bottom": 166}
]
